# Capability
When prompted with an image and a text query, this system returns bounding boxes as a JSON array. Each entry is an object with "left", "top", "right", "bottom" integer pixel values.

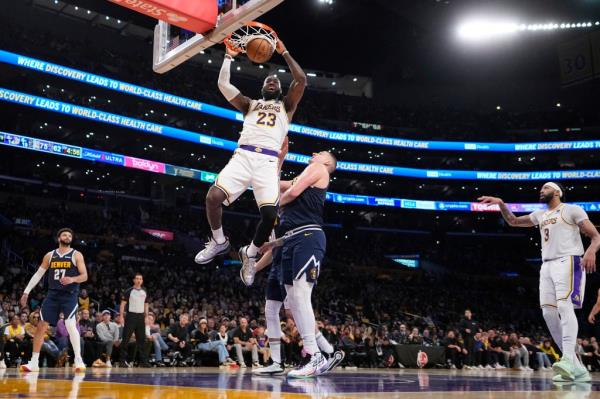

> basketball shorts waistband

[
  {"left": 282, "top": 224, "right": 323, "bottom": 238},
  {"left": 239, "top": 145, "right": 279, "bottom": 158}
]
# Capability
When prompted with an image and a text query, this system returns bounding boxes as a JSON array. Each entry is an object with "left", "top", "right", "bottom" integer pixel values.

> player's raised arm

[
  {"left": 277, "top": 39, "right": 307, "bottom": 120},
  {"left": 478, "top": 196, "right": 535, "bottom": 227},
  {"left": 20, "top": 252, "right": 52, "bottom": 308},
  {"left": 280, "top": 163, "right": 328, "bottom": 206},
  {"left": 218, "top": 48, "right": 251, "bottom": 114}
]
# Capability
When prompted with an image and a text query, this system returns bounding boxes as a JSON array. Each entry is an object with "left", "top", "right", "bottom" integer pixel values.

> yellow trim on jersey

[
  {"left": 557, "top": 256, "right": 574, "bottom": 301},
  {"left": 213, "top": 179, "right": 232, "bottom": 206},
  {"left": 258, "top": 200, "right": 280, "bottom": 209},
  {"left": 559, "top": 204, "right": 576, "bottom": 226},
  {"left": 540, "top": 304, "right": 558, "bottom": 308}
]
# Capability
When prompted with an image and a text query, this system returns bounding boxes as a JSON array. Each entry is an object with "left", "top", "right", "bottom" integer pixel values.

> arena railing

[{"left": 1, "top": 49, "right": 600, "bottom": 153}]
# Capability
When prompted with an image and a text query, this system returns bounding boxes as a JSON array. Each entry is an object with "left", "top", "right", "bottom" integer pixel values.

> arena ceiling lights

[{"left": 457, "top": 18, "right": 600, "bottom": 42}]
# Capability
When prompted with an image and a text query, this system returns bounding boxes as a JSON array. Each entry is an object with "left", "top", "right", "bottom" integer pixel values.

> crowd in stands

[
  {"left": 1, "top": 192, "right": 598, "bottom": 372},
  {"left": 1, "top": 6, "right": 600, "bottom": 374}
]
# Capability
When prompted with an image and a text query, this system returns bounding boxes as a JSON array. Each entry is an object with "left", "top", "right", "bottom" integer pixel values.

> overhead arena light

[
  {"left": 457, "top": 18, "right": 600, "bottom": 41},
  {"left": 457, "top": 19, "right": 519, "bottom": 42}
]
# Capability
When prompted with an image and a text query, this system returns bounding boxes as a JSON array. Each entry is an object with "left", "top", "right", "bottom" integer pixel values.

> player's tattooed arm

[
  {"left": 579, "top": 219, "right": 600, "bottom": 273},
  {"left": 277, "top": 39, "right": 306, "bottom": 120},
  {"left": 478, "top": 196, "right": 534, "bottom": 227}
]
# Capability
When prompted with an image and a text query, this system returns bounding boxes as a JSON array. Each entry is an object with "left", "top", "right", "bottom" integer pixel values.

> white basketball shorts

[
  {"left": 539, "top": 255, "right": 585, "bottom": 309},
  {"left": 214, "top": 149, "right": 279, "bottom": 207}
]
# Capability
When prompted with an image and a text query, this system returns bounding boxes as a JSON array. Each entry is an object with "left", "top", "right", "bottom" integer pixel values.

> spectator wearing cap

[
  {"left": 193, "top": 318, "right": 234, "bottom": 366},
  {"left": 95, "top": 310, "right": 119, "bottom": 368}
]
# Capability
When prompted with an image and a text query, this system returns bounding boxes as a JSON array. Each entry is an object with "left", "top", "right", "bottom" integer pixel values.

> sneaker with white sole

[
  {"left": 0, "top": 359, "right": 6, "bottom": 369},
  {"left": 252, "top": 362, "right": 285, "bottom": 375},
  {"left": 239, "top": 246, "right": 257, "bottom": 286},
  {"left": 195, "top": 237, "right": 230, "bottom": 264},
  {"left": 317, "top": 350, "right": 345, "bottom": 375},
  {"left": 287, "top": 352, "right": 326, "bottom": 379},
  {"left": 573, "top": 362, "right": 591, "bottom": 382},
  {"left": 20, "top": 362, "right": 39, "bottom": 372},
  {"left": 553, "top": 358, "right": 576, "bottom": 381},
  {"left": 106, "top": 360, "right": 112, "bottom": 368}
]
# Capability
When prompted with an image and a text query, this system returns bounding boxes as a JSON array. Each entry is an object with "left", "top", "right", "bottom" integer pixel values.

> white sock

[
  {"left": 265, "top": 300, "right": 283, "bottom": 364},
  {"left": 557, "top": 300, "right": 578, "bottom": 362},
  {"left": 316, "top": 332, "right": 334, "bottom": 355},
  {"left": 247, "top": 242, "right": 259, "bottom": 258},
  {"left": 542, "top": 306, "right": 563, "bottom": 352},
  {"left": 65, "top": 317, "right": 82, "bottom": 362},
  {"left": 30, "top": 352, "right": 40, "bottom": 365},
  {"left": 285, "top": 281, "right": 319, "bottom": 355},
  {"left": 212, "top": 227, "right": 225, "bottom": 244}
]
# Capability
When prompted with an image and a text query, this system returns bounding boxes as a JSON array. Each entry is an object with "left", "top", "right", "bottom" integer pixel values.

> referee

[{"left": 119, "top": 272, "right": 149, "bottom": 367}]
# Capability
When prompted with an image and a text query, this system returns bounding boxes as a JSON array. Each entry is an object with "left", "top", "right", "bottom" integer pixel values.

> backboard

[{"left": 152, "top": 0, "right": 284, "bottom": 74}]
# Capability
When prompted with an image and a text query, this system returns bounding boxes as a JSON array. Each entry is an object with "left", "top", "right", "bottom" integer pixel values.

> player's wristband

[{"left": 282, "top": 51, "right": 289, "bottom": 57}]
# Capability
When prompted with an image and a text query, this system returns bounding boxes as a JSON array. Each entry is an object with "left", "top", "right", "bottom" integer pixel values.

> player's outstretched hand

[
  {"left": 259, "top": 238, "right": 284, "bottom": 253},
  {"left": 60, "top": 276, "right": 74, "bottom": 285},
  {"left": 588, "top": 313, "right": 596, "bottom": 324},
  {"left": 20, "top": 293, "right": 28, "bottom": 309},
  {"left": 582, "top": 250, "right": 597, "bottom": 273},
  {"left": 225, "top": 47, "right": 240, "bottom": 58},
  {"left": 276, "top": 38, "right": 287, "bottom": 55},
  {"left": 478, "top": 196, "right": 504, "bottom": 205}
]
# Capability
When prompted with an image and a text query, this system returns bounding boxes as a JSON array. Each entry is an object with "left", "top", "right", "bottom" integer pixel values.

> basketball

[{"left": 246, "top": 36, "right": 274, "bottom": 64}]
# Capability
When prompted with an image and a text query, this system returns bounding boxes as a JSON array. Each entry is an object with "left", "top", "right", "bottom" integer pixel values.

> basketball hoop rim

[{"left": 224, "top": 21, "right": 279, "bottom": 53}]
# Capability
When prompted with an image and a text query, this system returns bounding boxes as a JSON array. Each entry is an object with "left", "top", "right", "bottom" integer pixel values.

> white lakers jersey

[
  {"left": 529, "top": 203, "right": 588, "bottom": 261},
  {"left": 238, "top": 99, "right": 289, "bottom": 151}
]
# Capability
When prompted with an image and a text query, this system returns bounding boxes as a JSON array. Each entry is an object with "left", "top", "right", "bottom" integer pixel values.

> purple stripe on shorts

[{"left": 571, "top": 256, "right": 583, "bottom": 308}]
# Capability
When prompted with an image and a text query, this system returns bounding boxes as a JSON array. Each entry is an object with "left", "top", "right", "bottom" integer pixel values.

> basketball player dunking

[
  {"left": 247, "top": 151, "right": 338, "bottom": 378},
  {"left": 19, "top": 228, "right": 88, "bottom": 372},
  {"left": 479, "top": 182, "right": 600, "bottom": 382},
  {"left": 195, "top": 37, "right": 306, "bottom": 272}
]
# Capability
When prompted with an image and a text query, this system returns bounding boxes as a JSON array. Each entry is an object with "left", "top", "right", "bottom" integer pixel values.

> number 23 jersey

[
  {"left": 529, "top": 204, "right": 588, "bottom": 261},
  {"left": 238, "top": 99, "right": 289, "bottom": 152}
]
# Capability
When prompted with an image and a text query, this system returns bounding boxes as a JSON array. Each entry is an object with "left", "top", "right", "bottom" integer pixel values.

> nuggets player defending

[
  {"left": 257, "top": 151, "right": 337, "bottom": 378},
  {"left": 19, "top": 228, "right": 88, "bottom": 372},
  {"left": 480, "top": 183, "right": 600, "bottom": 382},
  {"left": 195, "top": 38, "right": 306, "bottom": 269}
]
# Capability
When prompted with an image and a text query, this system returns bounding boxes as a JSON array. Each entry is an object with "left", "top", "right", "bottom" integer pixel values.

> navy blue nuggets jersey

[
  {"left": 47, "top": 249, "right": 80, "bottom": 293},
  {"left": 279, "top": 187, "right": 327, "bottom": 232}
]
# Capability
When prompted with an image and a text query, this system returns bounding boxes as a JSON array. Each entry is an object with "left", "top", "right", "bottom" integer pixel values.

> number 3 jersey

[
  {"left": 238, "top": 99, "right": 289, "bottom": 151},
  {"left": 48, "top": 248, "right": 80, "bottom": 292},
  {"left": 529, "top": 204, "right": 589, "bottom": 261}
]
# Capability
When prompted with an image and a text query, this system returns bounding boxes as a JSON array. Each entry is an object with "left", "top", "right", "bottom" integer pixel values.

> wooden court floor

[{"left": 0, "top": 367, "right": 598, "bottom": 398}]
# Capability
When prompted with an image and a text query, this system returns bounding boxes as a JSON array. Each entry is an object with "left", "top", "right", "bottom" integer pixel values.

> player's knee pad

[
  {"left": 65, "top": 317, "right": 78, "bottom": 334},
  {"left": 266, "top": 299, "right": 283, "bottom": 333},
  {"left": 259, "top": 205, "right": 278, "bottom": 225},
  {"left": 542, "top": 305, "right": 558, "bottom": 319},
  {"left": 557, "top": 300, "right": 575, "bottom": 317}
]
